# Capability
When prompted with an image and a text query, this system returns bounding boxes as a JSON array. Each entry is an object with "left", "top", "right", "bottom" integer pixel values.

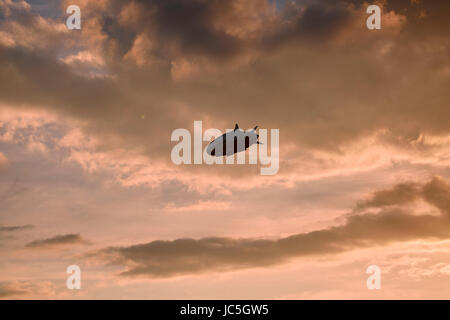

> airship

[{"left": 206, "top": 124, "right": 260, "bottom": 157}]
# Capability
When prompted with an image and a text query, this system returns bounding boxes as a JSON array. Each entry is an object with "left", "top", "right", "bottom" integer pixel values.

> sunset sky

[{"left": 1, "top": 0, "right": 450, "bottom": 299}]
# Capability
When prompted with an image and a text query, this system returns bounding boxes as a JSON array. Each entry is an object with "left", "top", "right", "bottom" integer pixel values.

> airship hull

[{"left": 206, "top": 125, "right": 258, "bottom": 157}]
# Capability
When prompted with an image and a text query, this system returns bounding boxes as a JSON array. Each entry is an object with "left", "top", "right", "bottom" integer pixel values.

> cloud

[
  {"left": 0, "top": 0, "right": 448, "bottom": 204},
  {"left": 0, "top": 224, "right": 33, "bottom": 233},
  {"left": 0, "top": 224, "right": 33, "bottom": 241},
  {"left": 0, "top": 282, "right": 26, "bottom": 298},
  {"left": 25, "top": 233, "right": 85, "bottom": 249},
  {"left": 71, "top": 0, "right": 404, "bottom": 65},
  {"left": 97, "top": 177, "right": 450, "bottom": 278},
  {"left": 0, "top": 152, "right": 8, "bottom": 170},
  {"left": 356, "top": 182, "right": 421, "bottom": 209},
  {"left": 0, "top": 0, "right": 68, "bottom": 51},
  {"left": 0, "top": 0, "right": 448, "bottom": 182},
  {"left": 0, "top": 280, "right": 56, "bottom": 299},
  {"left": 66, "top": 0, "right": 355, "bottom": 65}
]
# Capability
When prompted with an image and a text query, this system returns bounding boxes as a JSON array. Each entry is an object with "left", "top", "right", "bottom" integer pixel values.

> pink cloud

[{"left": 0, "top": 152, "right": 8, "bottom": 170}]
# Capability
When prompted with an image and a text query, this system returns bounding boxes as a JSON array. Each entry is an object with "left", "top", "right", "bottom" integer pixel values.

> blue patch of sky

[{"left": 26, "top": 0, "right": 64, "bottom": 20}]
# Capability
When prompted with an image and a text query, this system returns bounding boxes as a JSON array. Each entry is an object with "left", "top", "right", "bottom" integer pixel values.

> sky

[{"left": 0, "top": 0, "right": 450, "bottom": 299}]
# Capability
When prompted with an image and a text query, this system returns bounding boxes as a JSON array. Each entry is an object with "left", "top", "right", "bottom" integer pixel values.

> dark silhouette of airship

[{"left": 206, "top": 124, "right": 260, "bottom": 157}]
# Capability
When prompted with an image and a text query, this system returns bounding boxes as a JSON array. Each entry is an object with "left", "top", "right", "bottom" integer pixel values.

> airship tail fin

[{"left": 234, "top": 123, "right": 239, "bottom": 131}]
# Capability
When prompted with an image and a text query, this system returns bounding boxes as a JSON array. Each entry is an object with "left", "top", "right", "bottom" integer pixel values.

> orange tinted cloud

[
  {"left": 0, "top": 152, "right": 8, "bottom": 170},
  {"left": 95, "top": 177, "right": 450, "bottom": 278},
  {"left": 25, "top": 233, "right": 86, "bottom": 249}
]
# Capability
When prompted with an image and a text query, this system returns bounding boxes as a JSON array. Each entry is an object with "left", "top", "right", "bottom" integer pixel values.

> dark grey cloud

[
  {"left": 97, "top": 177, "right": 450, "bottom": 278},
  {"left": 135, "top": 0, "right": 243, "bottom": 60},
  {"left": 25, "top": 233, "right": 84, "bottom": 248},
  {"left": 0, "top": 44, "right": 123, "bottom": 114},
  {"left": 97, "top": 0, "right": 449, "bottom": 63},
  {"left": 263, "top": 0, "right": 353, "bottom": 48},
  {"left": 98, "top": 0, "right": 359, "bottom": 62}
]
